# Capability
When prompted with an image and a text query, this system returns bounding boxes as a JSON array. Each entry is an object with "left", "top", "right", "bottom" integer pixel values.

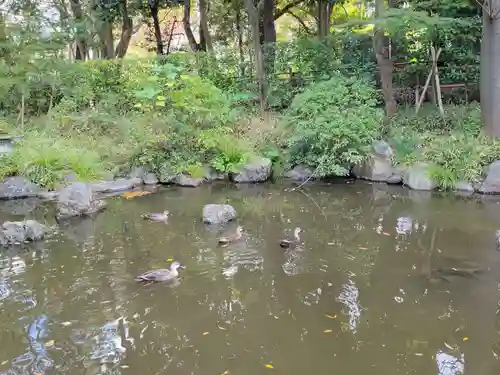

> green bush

[{"left": 280, "top": 71, "right": 383, "bottom": 176}]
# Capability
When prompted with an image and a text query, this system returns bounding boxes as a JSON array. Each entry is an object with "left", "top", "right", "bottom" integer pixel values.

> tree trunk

[
  {"left": 199, "top": 0, "right": 213, "bottom": 52},
  {"left": 374, "top": 0, "right": 396, "bottom": 117},
  {"left": 261, "top": 0, "right": 276, "bottom": 74},
  {"left": 149, "top": 0, "right": 164, "bottom": 55},
  {"left": 69, "top": 0, "right": 87, "bottom": 60},
  {"left": 481, "top": 2, "right": 500, "bottom": 137},
  {"left": 115, "top": 0, "right": 133, "bottom": 58},
  {"left": 98, "top": 21, "right": 115, "bottom": 59},
  {"left": 235, "top": 5, "right": 245, "bottom": 76},
  {"left": 317, "top": 0, "right": 333, "bottom": 38},
  {"left": 244, "top": 0, "right": 267, "bottom": 113},
  {"left": 183, "top": 0, "right": 199, "bottom": 51}
]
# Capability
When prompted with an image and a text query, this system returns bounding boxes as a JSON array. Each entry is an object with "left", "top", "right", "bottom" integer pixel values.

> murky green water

[{"left": 1, "top": 182, "right": 500, "bottom": 375}]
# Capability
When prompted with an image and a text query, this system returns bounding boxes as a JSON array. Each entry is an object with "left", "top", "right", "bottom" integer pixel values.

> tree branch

[
  {"left": 275, "top": 0, "right": 305, "bottom": 20},
  {"left": 287, "top": 10, "right": 312, "bottom": 34}
]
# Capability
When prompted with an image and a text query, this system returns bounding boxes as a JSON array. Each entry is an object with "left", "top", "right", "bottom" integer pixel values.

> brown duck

[
  {"left": 218, "top": 226, "right": 243, "bottom": 247},
  {"left": 280, "top": 227, "right": 302, "bottom": 248}
]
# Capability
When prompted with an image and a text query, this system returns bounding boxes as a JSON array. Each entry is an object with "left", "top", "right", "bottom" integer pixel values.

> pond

[{"left": 0, "top": 181, "right": 500, "bottom": 375}]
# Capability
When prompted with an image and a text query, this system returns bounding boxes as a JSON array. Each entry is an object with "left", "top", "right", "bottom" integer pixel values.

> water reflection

[{"left": 0, "top": 183, "right": 498, "bottom": 375}]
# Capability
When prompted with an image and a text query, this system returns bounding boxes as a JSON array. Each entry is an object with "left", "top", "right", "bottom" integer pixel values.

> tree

[{"left": 479, "top": 0, "right": 500, "bottom": 137}]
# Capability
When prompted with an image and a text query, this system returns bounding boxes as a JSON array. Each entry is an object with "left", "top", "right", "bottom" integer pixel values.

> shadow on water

[{"left": 0, "top": 182, "right": 500, "bottom": 374}]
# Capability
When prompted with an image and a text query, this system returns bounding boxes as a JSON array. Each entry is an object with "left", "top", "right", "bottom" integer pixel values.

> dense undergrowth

[{"left": 0, "top": 49, "right": 497, "bottom": 190}]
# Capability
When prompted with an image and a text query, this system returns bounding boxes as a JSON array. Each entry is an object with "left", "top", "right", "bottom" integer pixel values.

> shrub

[{"left": 280, "top": 71, "right": 383, "bottom": 176}]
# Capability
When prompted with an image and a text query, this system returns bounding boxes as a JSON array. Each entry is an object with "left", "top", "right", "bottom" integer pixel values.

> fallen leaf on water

[
  {"left": 325, "top": 314, "right": 337, "bottom": 319},
  {"left": 415, "top": 353, "right": 423, "bottom": 356},
  {"left": 122, "top": 191, "right": 152, "bottom": 199},
  {"left": 216, "top": 321, "right": 227, "bottom": 330},
  {"left": 221, "top": 371, "right": 229, "bottom": 375},
  {"left": 167, "top": 258, "right": 174, "bottom": 262},
  {"left": 203, "top": 332, "right": 210, "bottom": 335},
  {"left": 44, "top": 340, "right": 55, "bottom": 348},
  {"left": 358, "top": 247, "right": 368, "bottom": 250},
  {"left": 327, "top": 242, "right": 334, "bottom": 245},
  {"left": 265, "top": 364, "right": 274, "bottom": 369},
  {"left": 382, "top": 232, "right": 391, "bottom": 236},
  {"left": 463, "top": 337, "right": 469, "bottom": 342},
  {"left": 324, "top": 329, "right": 333, "bottom": 333}
]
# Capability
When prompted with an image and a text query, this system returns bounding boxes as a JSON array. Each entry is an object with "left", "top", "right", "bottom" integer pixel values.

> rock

[
  {"left": 204, "top": 166, "right": 227, "bottom": 181},
  {"left": 0, "top": 220, "right": 53, "bottom": 246},
  {"left": 129, "top": 166, "right": 147, "bottom": 180},
  {"left": 284, "top": 165, "right": 316, "bottom": 181},
  {"left": 454, "top": 181, "right": 474, "bottom": 193},
  {"left": 159, "top": 171, "right": 177, "bottom": 184},
  {"left": 352, "top": 140, "right": 393, "bottom": 182},
  {"left": 233, "top": 157, "right": 272, "bottom": 183},
  {"left": 0, "top": 197, "right": 42, "bottom": 215},
  {"left": 175, "top": 174, "right": 205, "bottom": 187},
  {"left": 143, "top": 172, "right": 159, "bottom": 185},
  {"left": 202, "top": 204, "right": 237, "bottom": 224},
  {"left": 402, "top": 164, "right": 437, "bottom": 191},
  {"left": 478, "top": 160, "right": 500, "bottom": 194},
  {"left": 56, "top": 182, "right": 106, "bottom": 219},
  {"left": 387, "top": 174, "right": 402, "bottom": 184},
  {"left": 0, "top": 177, "right": 42, "bottom": 200},
  {"left": 38, "top": 191, "right": 59, "bottom": 201},
  {"left": 90, "top": 178, "right": 143, "bottom": 193}
]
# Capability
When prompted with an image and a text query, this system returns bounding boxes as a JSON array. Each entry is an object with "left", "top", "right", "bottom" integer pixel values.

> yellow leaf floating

[
  {"left": 121, "top": 191, "right": 152, "bottom": 199},
  {"left": 221, "top": 371, "right": 229, "bottom": 375},
  {"left": 44, "top": 340, "right": 55, "bottom": 348},
  {"left": 358, "top": 247, "right": 368, "bottom": 250},
  {"left": 203, "top": 332, "right": 210, "bottom": 336},
  {"left": 382, "top": 232, "right": 391, "bottom": 236},
  {"left": 463, "top": 337, "right": 469, "bottom": 342},
  {"left": 167, "top": 258, "right": 174, "bottom": 262},
  {"left": 324, "top": 329, "right": 333, "bottom": 333},
  {"left": 265, "top": 364, "right": 274, "bottom": 369},
  {"left": 325, "top": 314, "right": 337, "bottom": 319}
]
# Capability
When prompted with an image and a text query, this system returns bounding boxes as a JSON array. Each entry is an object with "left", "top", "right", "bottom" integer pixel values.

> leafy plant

[{"left": 280, "top": 71, "right": 383, "bottom": 176}]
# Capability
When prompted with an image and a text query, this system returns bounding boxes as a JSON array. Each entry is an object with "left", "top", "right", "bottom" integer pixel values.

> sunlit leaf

[
  {"left": 463, "top": 337, "right": 469, "bottom": 342},
  {"left": 122, "top": 191, "right": 152, "bottom": 199},
  {"left": 167, "top": 258, "right": 174, "bottom": 262},
  {"left": 444, "top": 342, "right": 454, "bottom": 350},
  {"left": 325, "top": 314, "right": 337, "bottom": 319},
  {"left": 382, "top": 232, "right": 391, "bottom": 236},
  {"left": 265, "top": 364, "right": 274, "bottom": 369},
  {"left": 203, "top": 332, "right": 210, "bottom": 335},
  {"left": 324, "top": 329, "right": 333, "bottom": 333},
  {"left": 221, "top": 371, "right": 229, "bottom": 375},
  {"left": 358, "top": 247, "right": 368, "bottom": 250}
]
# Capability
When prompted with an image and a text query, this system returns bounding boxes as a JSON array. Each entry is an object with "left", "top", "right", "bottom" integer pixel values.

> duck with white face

[
  {"left": 135, "top": 261, "right": 186, "bottom": 282},
  {"left": 280, "top": 227, "right": 302, "bottom": 248}
]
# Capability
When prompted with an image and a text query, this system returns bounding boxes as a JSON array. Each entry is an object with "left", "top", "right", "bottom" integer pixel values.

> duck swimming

[
  {"left": 218, "top": 226, "right": 243, "bottom": 247},
  {"left": 141, "top": 210, "right": 169, "bottom": 222},
  {"left": 280, "top": 227, "right": 302, "bottom": 248},
  {"left": 135, "top": 261, "right": 185, "bottom": 282}
]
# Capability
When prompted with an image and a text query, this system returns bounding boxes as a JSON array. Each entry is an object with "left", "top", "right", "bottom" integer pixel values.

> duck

[
  {"left": 280, "top": 227, "right": 302, "bottom": 248},
  {"left": 135, "top": 261, "right": 185, "bottom": 282},
  {"left": 218, "top": 226, "right": 243, "bottom": 246},
  {"left": 141, "top": 210, "right": 169, "bottom": 222}
]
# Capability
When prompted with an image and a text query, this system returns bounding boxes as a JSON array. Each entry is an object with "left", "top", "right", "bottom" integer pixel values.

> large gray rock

[
  {"left": 233, "top": 157, "right": 272, "bottom": 183},
  {"left": 56, "top": 182, "right": 106, "bottom": 219},
  {"left": 0, "top": 177, "right": 42, "bottom": 200},
  {"left": 143, "top": 172, "right": 159, "bottom": 185},
  {"left": 202, "top": 204, "right": 237, "bottom": 224},
  {"left": 454, "top": 181, "right": 474, "bottom": 193},
  {"left": 0, "top": 220, "right": 53, "bottom": 246},
  {"left": 284, "top": 165, "right": 315, "bottom": 182},
  {"left": 159, "top": 170, "right": 177, "bottom": 184},
  {"left": 204, "top": 166, "right": 227, "bottom": 181},
  {"left": 128, "top": 166, "right": 147, "bottom": 180},
  {"left": 90, "top": 178, "right": 143, "bottom": 193},
  {"left": 352, "top": 140, "right": 393, "bottom": 182},
  {"left": 175, "top": 174, "right": 205, "bottom": 187},
  {"left": 478, "top": 160, "right": 500, "bottom": 194},
  {"left": 403, "top": 163, "right": 437, "bottom": 191}
]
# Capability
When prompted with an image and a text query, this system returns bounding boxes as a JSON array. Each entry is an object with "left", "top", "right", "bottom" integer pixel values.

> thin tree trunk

[
  {"left": 165, "top": 18, "right": 177, "bottom": 55},
  {"left": 115, "top": 0, "right": 133, "bottom": 58},
  {"left": 69, "top": 0, "right": 87, "bottom": 60},
  {"left": 183, "top": 0, "right": 199, "bottom": 51},
  {"left": 235, "top": 6, "right": 245, "bottom": 76},
  {"left": 374, "top": 0, "right": 396, "bottom": 117},
  {"left": 262, "top": 0, "right": 276, "bottom": 75},
  {"left": 199, "top": 0, "right": 213, "bottom": 52},
  {"left": 98, "top": 21, "right": 115, "bottom": 59},
  {"left": 244, "top": 0, "right": 267, "bottom": 114},
  {"left": 317, "top": 0, "right": 332, "bottom": 38},
  {"left": 149, "top": 0, "right": 164, "bottom": 55}
]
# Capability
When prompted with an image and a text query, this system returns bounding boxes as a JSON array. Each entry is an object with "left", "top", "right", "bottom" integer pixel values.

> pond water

[{"left": 1, "top": 182, "right": 500, "bottom": 375}]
